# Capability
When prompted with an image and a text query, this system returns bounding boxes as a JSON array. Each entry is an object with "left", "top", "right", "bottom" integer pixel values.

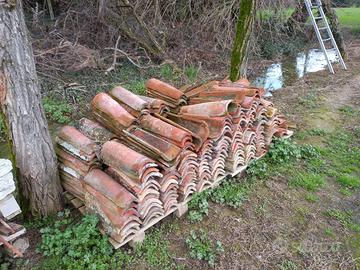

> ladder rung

[
  {"left": 310, "top": 5, "right": 320, "bottom": 9},
  {"left": 326, "top": 48, "right": 336, "bottom": 53},
  {"left": 322, "top": 38, "right": 331, "bottom": 42},
  {"left": 319, "top": 27, "right": 328, "bottom": 31},
  {"left": 314, "top": 16, "right": 323, "bottom": 20}
]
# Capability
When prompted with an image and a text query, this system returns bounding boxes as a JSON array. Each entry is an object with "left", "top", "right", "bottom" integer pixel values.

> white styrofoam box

[
  {"left": 0, "top": 159, "right": 12, "bottom": 178},
  {"left": 0, "top": 171, "right": 16, "bottom": 201},
  {"left": 0, "top": 194, "right": 21, "bottom": 220}
]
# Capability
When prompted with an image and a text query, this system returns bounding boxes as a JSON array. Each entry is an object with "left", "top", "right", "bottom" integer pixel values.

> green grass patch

[
  {"left": 258, "top": 8, "right": 360, "bottom": 30},
  {"left": 211, "top": 181, "right": 250, "bottom": 208},
  {"left": 338, "top": 105, "right": 359, "bottom": 116},
  {"left": 289, "top": 172, "right": 326, "bottom": 192},
  {"left": 337, "top": 174, "right": 360, "bottom": 189},
  {"left": 123, "top": 80, "right": 146, "bottom": 95},
  {"left": 326, "top": 209, "right": 360, "bottom": 233},
  {"left": 336, "top": 8, "right": 360, "bottom": 29},
  {"left": 184, "top": 65, "right": 198, "bottom": 83},
  {"left": 339, "top": 187, "right": 353, "bottom": 196},
  {"left": 305, "top": 193, "right": 319, "bottom": 203},
  {"left": 324, "top": 227, "right": 335, "bottom": 238}
]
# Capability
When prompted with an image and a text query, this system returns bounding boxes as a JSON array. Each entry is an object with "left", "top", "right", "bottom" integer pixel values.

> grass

[
  {"left": 305, "top": 193, "right": 319, "bottom": 203},
  {"left": 336, "top": 8, "right": 360, "bottom": 30},
  {"left": 289, "top": 173, "right": 326, "bottom": 192},
  {"left": 326, "top": 209, "right": 360, "bottom": 233},
  {"left": 337, "top": 174, "right": 360, "bottom": 189},
  {"left": 279, "top": 259, "right": 298, "bottom": 270}
]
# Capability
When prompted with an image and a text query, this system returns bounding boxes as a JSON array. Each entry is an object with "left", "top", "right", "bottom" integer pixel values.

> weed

[
  {"left": 289, "top": 172, "right": 326, "bottom": 192},
  {"left": 305, "top": 193, "right": 319, "bottom": 203},
  {"left": 187, "top": 190, "right": 211, "bottom": 222},
  {"left": 307, "top": 128, "right": 327, "bottom": 136},
  {"left": 185, "top": 230, "right": 224, "bottom": 267},
  {"left": 24, "top": 211, "right": 60, "bottom": 229},
  {"left": 267, "top": 138, "right": 319, "bottom": 164},
  {"left": 160, "top": 64, "right": 174, "bottom": 81},
  {"left": 298, "top": 93, "right": 319, "bottom": 108},
  {"left": 134, "top": 229, "right": 181, "bottom": 270},
  {"left": 338, "top": 105, "right": 358, "bottom": 116},
  {"left": 38, "top": 214, "right": 114, "bottom": 270},
  {"left": 326, "top": 209, "right": 360, "bottom": 233},
  {"left": 324, "top": 227, "right": 335, "bottom": 237},
  {"left": 339, "top": 187, "right": 353, "bottom": 196},
  {"left": 123, "top": 80, "right": 146, "bottom": 95},
  {"left": 42, "top": 97, "right": 72, "bottom": 124},
  {"left": 184, "top": 65, "right": 198, "bottom": 83},
  {"left": 279, "top": 259, "right": 298, "bottom": 270},
  {"left": 254, "top": 200, "right": 268, "bottom": 216},
  {"left": 247, "top": 159, "right": 269, "bottom": 179},
  {"left": 212, "top": 181, "right": 249, "bottom": 208},
  {"left": 336, "top": 174, "right": 360, "bottom": 189}
]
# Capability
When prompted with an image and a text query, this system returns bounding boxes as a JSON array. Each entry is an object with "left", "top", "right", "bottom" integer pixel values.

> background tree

[
  {"left": 230, "top": 0, "right": 257, "bottom": 81},
  {"left": 285, "top": 0, "right": 347, "bottom": 58},
  {"left": 0, "top": 0, "right": 62, "bottom": 216}
]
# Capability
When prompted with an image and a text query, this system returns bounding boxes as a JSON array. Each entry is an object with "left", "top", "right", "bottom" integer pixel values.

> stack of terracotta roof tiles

[{"left": 56, "top": 77, "right": 292, "bottom": 247}]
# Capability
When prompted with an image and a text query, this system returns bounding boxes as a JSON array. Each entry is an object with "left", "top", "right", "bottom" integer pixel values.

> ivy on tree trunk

[
  {"left": 0, "top": 0, "right": 62, "bottom": 217},
  {"left": 230, "top": 0, "right": 257, "bottom": 82}
]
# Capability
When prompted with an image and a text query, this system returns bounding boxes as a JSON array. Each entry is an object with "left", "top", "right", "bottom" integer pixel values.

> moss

[{"left": 230, "top": 0, "right": 255, "bottom": 81}]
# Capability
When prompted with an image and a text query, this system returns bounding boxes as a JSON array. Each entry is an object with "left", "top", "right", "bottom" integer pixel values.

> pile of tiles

[{"left": 56, "top": 78, "right": 291, "bottom": 246}]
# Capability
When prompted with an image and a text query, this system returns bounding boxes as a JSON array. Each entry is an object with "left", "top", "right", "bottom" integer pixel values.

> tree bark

[
  {"left": 0, "top": 0, "right": 62, "bottom": 216},
  {"left": 230, "top": 0, "right": 257, "bottom": 81}
]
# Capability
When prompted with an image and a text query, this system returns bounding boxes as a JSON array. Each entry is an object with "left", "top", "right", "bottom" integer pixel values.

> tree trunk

[
  {"left": 0, "top": 0, "right": 62, "bottom": 217},
  {"left": 230, "top": 0, "right": 257, "bottom": 81},
  {"left": 322, "top": 0, "right": 347, "bottom": 59}
]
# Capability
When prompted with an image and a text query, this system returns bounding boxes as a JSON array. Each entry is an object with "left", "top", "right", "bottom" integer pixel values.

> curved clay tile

[
  {"left": 139, "top": 114, "right": 193, "bottom": 148},
  {"left": 91, "top": 93, "right": 136, "bottom": 133},
  {"left": 124, "top": 127, "right": 182, "bottom": 164},
  {"left": 84, "top": 169, "right": 137, "bottom": 209},
  {"left": 57, "top": 125, "right": 96, "bottom": 157},
  {"left": 77, "top": 118, "right": 116, "bottom": 143},
  {"left": 180, "top": 100, "right": 237, "bottom": 117},
  {"left": 184, "top": 81, "right": 219, "bottom": 98},
  {"left": 109, "top": 86, "right": 149, "bottom": 116},
  {"left": 101, "top": 140, "right": 157, "bottom": 181},
  {"left": 146, "top": 78, "right": 185, "bottom": 101}
]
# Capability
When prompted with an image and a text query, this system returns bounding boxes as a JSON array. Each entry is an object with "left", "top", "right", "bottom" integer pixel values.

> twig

[{"left": 105, "top": 35, "right": 122, "bottom": 75}]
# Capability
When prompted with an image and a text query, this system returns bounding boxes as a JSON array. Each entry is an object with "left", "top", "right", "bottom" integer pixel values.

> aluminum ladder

[{"left": 304, "top": 0, "right": 347, "bottom": 74}]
